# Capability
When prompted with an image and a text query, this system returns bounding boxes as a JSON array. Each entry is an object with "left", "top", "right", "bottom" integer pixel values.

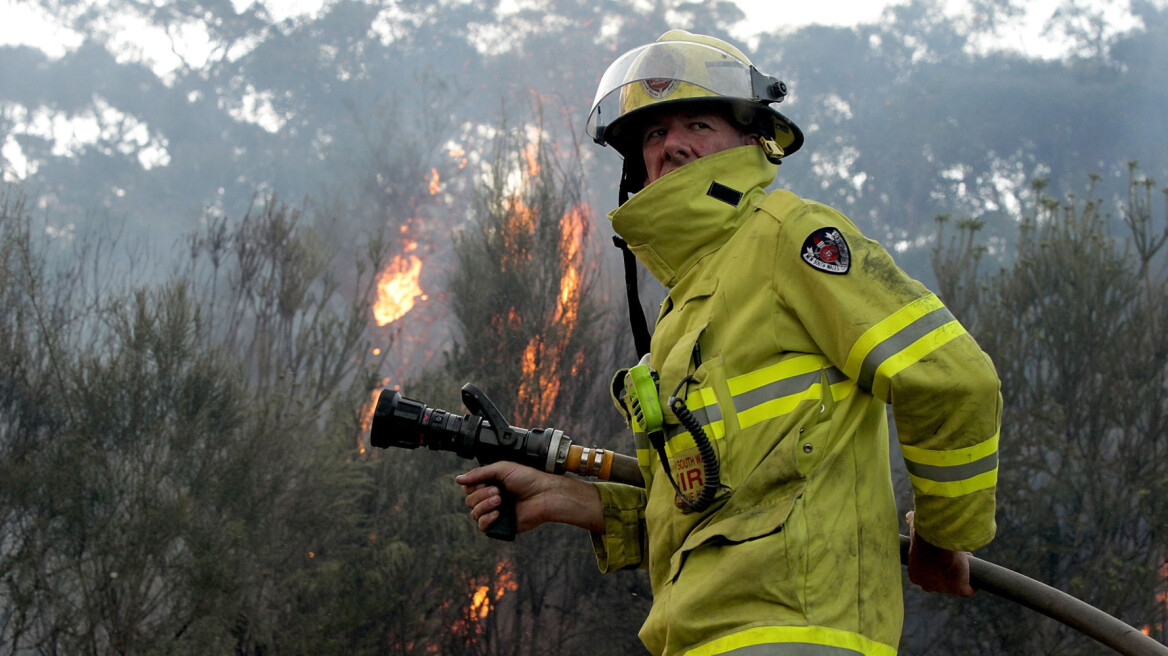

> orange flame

[
  {"left": 523, "top": 142, "right": 540, "bottom": 178},
  {"left": 471, "top": 560, "right": 517, "bottom": 618},
  {"left": 485, "top": 138, "right": 592, "bottom": 424},
  {"left": 357, "top": 381, "right": 390, "bottom": 454},
  {"left": 373, "top": 246, "right": 424, "bottom": 326},
  {"left": 449, "top": 145, "right": 467, "bottom": 169},
  {"left": 501, "top": 199, "right": 535, "bottom": 272},
  {"left": 1143, "top": 561, "right": 1168, "bottom": 636},
  {"left": 451, "top": 560, "right": 519, "bottom": 638},
  {"left": 517, "top": 336, "right": 559, "bottom": 423},
  {"left": 513, "top": 203, "right": 588, "bottom": 423},
  {"left": 555, "top": 204, "right": 587, "bottom": 326},
  {"left": 428, "top": 168, "right": 441, "bottom": 195}
]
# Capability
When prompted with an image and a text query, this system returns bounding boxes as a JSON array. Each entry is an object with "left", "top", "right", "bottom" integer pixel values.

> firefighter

[{"left": 459, "top": 29, "right": 1001, "bottom": 656}]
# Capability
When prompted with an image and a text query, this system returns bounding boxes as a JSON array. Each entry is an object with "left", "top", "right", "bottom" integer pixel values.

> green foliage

[
  {"left": 751, "top": 1, "right": 1168, "bottom": 280},
  {"left": 0, "top": 186, "right": 392, "bottom": 654},
  {"left": 904, "top": 166, "right": 1168, "bottom": 654}
]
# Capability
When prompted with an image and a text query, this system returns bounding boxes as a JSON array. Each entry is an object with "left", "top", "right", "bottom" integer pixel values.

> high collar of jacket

[{"left": 609, "top": 145, "right": 778, "bottom": 288}]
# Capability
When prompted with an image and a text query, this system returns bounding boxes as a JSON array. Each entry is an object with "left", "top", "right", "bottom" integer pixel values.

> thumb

[{"left": 455, "top": 461, "right": 514, "bottom": 487}]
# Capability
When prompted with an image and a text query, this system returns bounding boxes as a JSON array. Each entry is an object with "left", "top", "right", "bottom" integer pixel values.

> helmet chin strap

[
  {"left": 618, "top": 157, "right": 645, "bottom": 206},
  {"left": 759, "top": 136, "right": 785, "bottom": 165},
  {"left": 614, "top": 157, "right": 652, "bottom": 359}
]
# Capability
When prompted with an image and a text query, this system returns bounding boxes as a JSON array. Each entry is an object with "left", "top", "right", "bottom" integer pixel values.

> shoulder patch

[{"left": 801, "top": 227, "right": 850, "bottom": 274}]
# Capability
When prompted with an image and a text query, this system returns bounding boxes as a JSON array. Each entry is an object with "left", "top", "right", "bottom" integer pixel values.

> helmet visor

[{"left": 586, "top": 41, "right": 760, "bottom": 145}]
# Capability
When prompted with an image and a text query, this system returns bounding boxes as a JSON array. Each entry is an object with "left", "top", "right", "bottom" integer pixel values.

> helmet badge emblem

[
  {"left": 641, "top": 78, "right": 680, "bottom": 99},
  {"left": 634, "top": 46, "right": 683, "bottom": 100}
]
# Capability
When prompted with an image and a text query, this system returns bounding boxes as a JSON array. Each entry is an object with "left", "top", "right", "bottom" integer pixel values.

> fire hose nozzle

[{"left": 369, "top": 384, "right": 644, "bottom": 540}]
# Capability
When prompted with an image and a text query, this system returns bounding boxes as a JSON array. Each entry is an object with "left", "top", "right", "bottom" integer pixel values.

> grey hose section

[
  {"left": 899, "top": 535, "right": 1168, "bottom": 656},
  {"left": 608, "top": 452, "right": 644, "bottom": 487}
]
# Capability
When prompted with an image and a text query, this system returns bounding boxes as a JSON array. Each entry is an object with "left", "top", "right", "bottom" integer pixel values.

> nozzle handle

[{"left": 484, "top": 480, "right": 517, "bottom": 541}]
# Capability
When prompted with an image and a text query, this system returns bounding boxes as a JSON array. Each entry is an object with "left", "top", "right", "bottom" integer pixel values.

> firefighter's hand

[
  {"left": 906, "top": 510, "right": 975, "bottom": 598},
  {"left": 457, "top": 461, "right": 603, "bottom": 535}
]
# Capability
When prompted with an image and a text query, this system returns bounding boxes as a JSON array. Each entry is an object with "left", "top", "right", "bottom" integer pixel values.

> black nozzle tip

[{"left": 370, "top": 388, "right": 426, "bottom": 449}]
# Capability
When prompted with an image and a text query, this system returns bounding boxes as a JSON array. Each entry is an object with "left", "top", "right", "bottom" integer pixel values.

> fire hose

[
  {"left": 895, "top": 535, "right": 1168, "bottom": 656},
  {"left": 370, "top": 384, "right": 1168, "bottom": 656}
]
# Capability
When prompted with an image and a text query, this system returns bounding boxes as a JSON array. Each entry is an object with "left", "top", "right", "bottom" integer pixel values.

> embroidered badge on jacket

[{"left": 801, "top": 228, "right": 851, "bottom": 274}]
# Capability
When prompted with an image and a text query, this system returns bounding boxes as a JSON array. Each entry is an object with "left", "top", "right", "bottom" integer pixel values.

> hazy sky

[
  {"left": 0, "top": 0, "right": 1151, "bottom": 61},
  {"left": 3, "top": 0, "right": 1153, "bottom": 67},
  {"left": 734, "top": 0, "right": 906, "bottom": 30},
  {"left": 730, "top": 0, "right": 1148, "bottom": 58}
]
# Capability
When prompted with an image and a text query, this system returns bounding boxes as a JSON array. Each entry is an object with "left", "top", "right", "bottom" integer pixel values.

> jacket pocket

[
  {"left": 668, "top": 474, "right": 805, "bottom": 583},
  {"left": 662, "top": 490, "right": 808, "bottom": 648}
]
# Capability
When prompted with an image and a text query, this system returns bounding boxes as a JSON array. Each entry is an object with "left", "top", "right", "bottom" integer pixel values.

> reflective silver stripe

[
  {"left": 719, "top": 644, "right": 865, "bottom": 655},
  {"left": 857, "top": 306, "right": 956, "bottom": 392},
  {"left": 666, "top": 364, "right": 848, "bottom": 441},
  {"left": 905, "top": 450, "right": 999, "bottom": 483},
  {"left": 733, "top": 369, "right": 818, "bottom": 411},
  {"left": 633, "top": 432, "right": 650, "bottom": 451},
  {"left": 689, "top": 402, "right": 720, "bottom": 426},
  {"left": 824, "top": 366, "right": 849, "bottom": 385},
  {"left": 664, "top": 401, "right": 719, "bottom": 438},
  {"left": 731, "top": 366, "right": 847, "bottom": 414}
]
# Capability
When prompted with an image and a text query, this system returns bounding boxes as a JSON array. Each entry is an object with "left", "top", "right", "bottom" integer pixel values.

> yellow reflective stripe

[
  {"left": 636, "top": 448, "right": 652, "bottom": 468},
  {"left": 694, "top": 387, "right": 725, "bottom": 440},
  {"left": 902, "top": 432, "right": 999, "bottom": 497},
  {"left": 868, "top": 319, "right": 966, "bottom": 401},
  {"left": 844, "top": 294, "right": 970, "bottom": 402},
  {"left": 736, "top": 366, "right": 854, "bottom": 430},
  {"left": 909, "top": 468, "right": 997, "bottom": 498},
  {"left": 727, "top": 353, "right": 828, "bottom": 395},
  {"left": 684, "top": 624, "right": 897, "bottom": 656},
  {"left": 738, "top": 383, "right": 822, "bottom": 429},
  {"left": 844, "top": 295, "right": 944, "bottom": 381},
  {"left": 731, "top": 355, "right": 829, "bottom": 429},
  {"left": 902, "top": 431, "right": 999, "bottom": 467},
  {"left": 663, "top": 419, "right": 725, "bottom": 457},
  {"left": 660, "top": 386, "right": 724, "bottom": 457},
  {"left": 708, "top": 421, "right": 725, "bottom": 440},
  {"left": 633, "top": 431, "right": 652, "bottom": 468},
  {"left": 689, "top": 385, "right": 719, "bottom": 412},
  {"left": 830, "top": 377, "right": 856, "bottom": 402},
  {"left": 663, "top": 356, "right": 853, "bottom": 454}
]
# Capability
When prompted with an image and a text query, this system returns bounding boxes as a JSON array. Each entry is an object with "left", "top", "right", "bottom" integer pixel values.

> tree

[
  {"left": 395, "top": 116, "right": 651, "bottom": 655},
  {"left": 751, "top": 1, "right": 1168, "bottom": 281},
  {"left": 0, "top": 187, "right": 387, "bottom": 654},
  {"left": 900, "top": 165, "right": 1168, "bottom": 654}
]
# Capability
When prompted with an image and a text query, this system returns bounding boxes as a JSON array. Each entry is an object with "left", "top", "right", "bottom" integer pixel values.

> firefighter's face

[{"left": 640, "top": 109, "right": 758, "bottom": 185}]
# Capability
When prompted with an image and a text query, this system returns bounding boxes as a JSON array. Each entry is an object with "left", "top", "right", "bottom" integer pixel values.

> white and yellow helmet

[{"left": 586, "top": 30, "right": 803, "bottom": 166}]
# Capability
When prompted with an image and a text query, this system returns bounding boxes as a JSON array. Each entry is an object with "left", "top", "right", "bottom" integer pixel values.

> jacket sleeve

[
  {"left": 590, "top": 482, "right": 649, "bottom": 571},
  {"left": 770, "top": 197, "right": 1001, "bottom": 552}
]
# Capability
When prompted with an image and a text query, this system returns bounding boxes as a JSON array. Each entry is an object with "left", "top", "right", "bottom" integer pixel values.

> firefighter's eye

[{"left": 643, "top": 127, "right": 667, "bottom": 143}]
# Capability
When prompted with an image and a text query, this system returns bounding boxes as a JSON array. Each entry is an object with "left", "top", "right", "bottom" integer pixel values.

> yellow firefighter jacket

[{"left": 592, "top": 145, "right": 1001, "bottom": 656}]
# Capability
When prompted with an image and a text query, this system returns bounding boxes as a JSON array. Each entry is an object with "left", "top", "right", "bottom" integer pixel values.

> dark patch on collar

[{"left": 706, "top": 181, "right": 743, "bottom": 207}]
